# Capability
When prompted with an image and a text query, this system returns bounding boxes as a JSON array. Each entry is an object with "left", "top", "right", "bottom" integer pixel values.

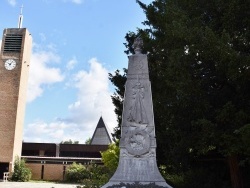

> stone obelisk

[{"left": 102, "top": 38, "right": 172, "bottom": 188}]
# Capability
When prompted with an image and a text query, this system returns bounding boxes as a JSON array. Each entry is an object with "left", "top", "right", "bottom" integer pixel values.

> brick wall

[
  {"left": 12, "top": 29, "right": 32, "bottom": 163},
  {"left": 26, "top": 163, "right": 69, "bottom": 181},
  {"left": 44, "top": 164, "right": 65, "bottom": 181},
  {"left": 0, "top": 28, "right": 32, "bottom": 170},
  {"left": 26, "top": 163, "right": 42, "bottom": 180}
]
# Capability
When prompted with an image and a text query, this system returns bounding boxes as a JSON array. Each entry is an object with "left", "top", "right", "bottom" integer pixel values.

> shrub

[
  {"left": 81, "top": 164, "right": 112, "bottom": 187},
  {"left": 11, "top": 157, "right": 31, "bottom": 182},
  {"left": 65, "top": 162, "right": 90, "bottom": 183}
]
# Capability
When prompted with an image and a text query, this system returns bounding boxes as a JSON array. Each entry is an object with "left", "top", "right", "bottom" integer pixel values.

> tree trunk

[{"left": 228, "top": 155, "right": 244, "bottom": 188}]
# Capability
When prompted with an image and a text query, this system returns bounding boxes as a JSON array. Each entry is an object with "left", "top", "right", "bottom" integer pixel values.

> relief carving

[
  {"left": 132, "top": 59, "right": 144, "bottom": 70},
  {"left": 127, "top": 81, "right": 148, "bottom": 125},
  {"left": 125, "top": 129, "right": 150, "bottom": 156}
]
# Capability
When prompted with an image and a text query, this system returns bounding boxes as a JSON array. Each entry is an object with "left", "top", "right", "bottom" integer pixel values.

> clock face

[{"left": 4, "top": 59, "right": 17, "bottom": 70}]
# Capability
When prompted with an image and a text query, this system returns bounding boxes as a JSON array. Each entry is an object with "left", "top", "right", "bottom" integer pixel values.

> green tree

[
  {"left": 60, "top": 139, "right": 79, "bottom": 144},
  {"left": 110, "top": 0, "right": 250, "bottom": 187},
  {"left": 11, "top": 157, "right": 31, "bottom": 182},
  {"left": 85, "top": 137, "right": 92, "bottom": 144},
  {"left": 101, "top": 142, "right": 120, "bottom": 173},
  {"left": 109, "top": 69, "right": 127, "bottom": 140}
]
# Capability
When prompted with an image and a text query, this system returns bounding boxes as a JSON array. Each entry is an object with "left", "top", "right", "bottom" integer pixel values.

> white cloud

[
  {"left": 71, "top": 0, "right": 83, "bottom": 4},
  {"left": 39, "top": 33, "right": 46, "bottom": 42},
  {"left": 24, "top": 58, "right": 117, "bottom": 143},
  {"left": 62, "top": 0, "right": 83, "bottom": 4},
  {"left": 27, "top": 50, "right": 64, "bottom": 102},
  {"left": 7, "top": 0, "right": 16, "bottom": 6},
  {"left": 66, "top": 56, "right": 77, "bottom": 70},
  {"left": 23, "top": 119, "right": 79, "bottom": 143},
  {"left": 67, "top": 58, "right": 116, "bottom": 140}
]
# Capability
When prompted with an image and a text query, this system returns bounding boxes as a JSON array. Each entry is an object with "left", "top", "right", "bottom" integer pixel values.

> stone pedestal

[{"left": 102, "top": 39, "right": 172, "bottom": 188}]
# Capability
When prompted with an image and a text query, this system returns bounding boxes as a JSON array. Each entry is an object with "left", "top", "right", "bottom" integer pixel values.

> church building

[{"left": 21, "top": 116, "right": 112, "bottom": 181}]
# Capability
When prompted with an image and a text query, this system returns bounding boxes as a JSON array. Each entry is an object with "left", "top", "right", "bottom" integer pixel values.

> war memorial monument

[{"left": 102, "top": 38, "right": 172, "bottom": 188}]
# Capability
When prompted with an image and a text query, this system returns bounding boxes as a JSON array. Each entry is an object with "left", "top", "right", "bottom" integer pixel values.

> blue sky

[{"left": 0, "top": 0, "right": 151, "bottom": 143}]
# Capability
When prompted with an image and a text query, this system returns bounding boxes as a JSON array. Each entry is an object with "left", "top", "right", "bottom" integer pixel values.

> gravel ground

[{"left": 0, "top": 181, "right": 81, "bottom": 188}]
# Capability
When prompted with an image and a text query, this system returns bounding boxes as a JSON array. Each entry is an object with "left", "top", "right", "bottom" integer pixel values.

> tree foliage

[
  {"left": 101, "top": 142, "right": 120, "bottom": 173},
  {"left": 81, "top": 164, "right": 111, "bottom": 188},
  {"left": 11, "top": 157, "right": 31, "bottom": 182},
  {"left": 65, "top": 162, "right": 111, "bottom": 187},
  {"left": 109, "top": 70, "right": 127, "bottom": 140},
  {"left": 85, "top": 137, "right": 92, "bottom": 144},
  {"left": 65, "top": 162, "right": 90, "bottom": 182},
  {"left": 60, "top": 139, "right": 79, "bottom": 144},
  {"left": 109, "top": 0, "right": 250, "bottom": 187}
]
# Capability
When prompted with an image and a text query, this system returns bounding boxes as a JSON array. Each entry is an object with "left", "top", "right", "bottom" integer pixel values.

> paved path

[{"left": 0, "top": 182, "right": 81, "bottom": 188}]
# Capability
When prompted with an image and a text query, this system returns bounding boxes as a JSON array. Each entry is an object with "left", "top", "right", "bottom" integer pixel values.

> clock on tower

[{"left": 0, "top": 28, "right": 32, "bottom": 176}]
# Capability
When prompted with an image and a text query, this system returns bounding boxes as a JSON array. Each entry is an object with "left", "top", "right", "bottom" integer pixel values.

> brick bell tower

[{"left": 0, "top": 10, "right": 32, "bottom": 177}]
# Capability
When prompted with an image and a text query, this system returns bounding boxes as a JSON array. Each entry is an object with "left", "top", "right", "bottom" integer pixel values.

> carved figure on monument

[
  {"left": 127, "top": 81, "right": 148, "bottom": 125},
  {"left": 132, "top": 37, "right": 143, "bottom": 54}
]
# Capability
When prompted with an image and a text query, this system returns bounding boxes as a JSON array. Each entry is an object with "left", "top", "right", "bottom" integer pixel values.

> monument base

[
  {"left": 101, "top": 154, "right": 172, "bottom": 188},
  {"left": 102, "top": 181, "right": 172, "bottom": 188}
]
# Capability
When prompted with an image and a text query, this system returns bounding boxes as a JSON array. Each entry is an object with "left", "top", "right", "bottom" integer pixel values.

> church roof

[{"left": 90, "top": 117, "right": 112, "bottom": 145}]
